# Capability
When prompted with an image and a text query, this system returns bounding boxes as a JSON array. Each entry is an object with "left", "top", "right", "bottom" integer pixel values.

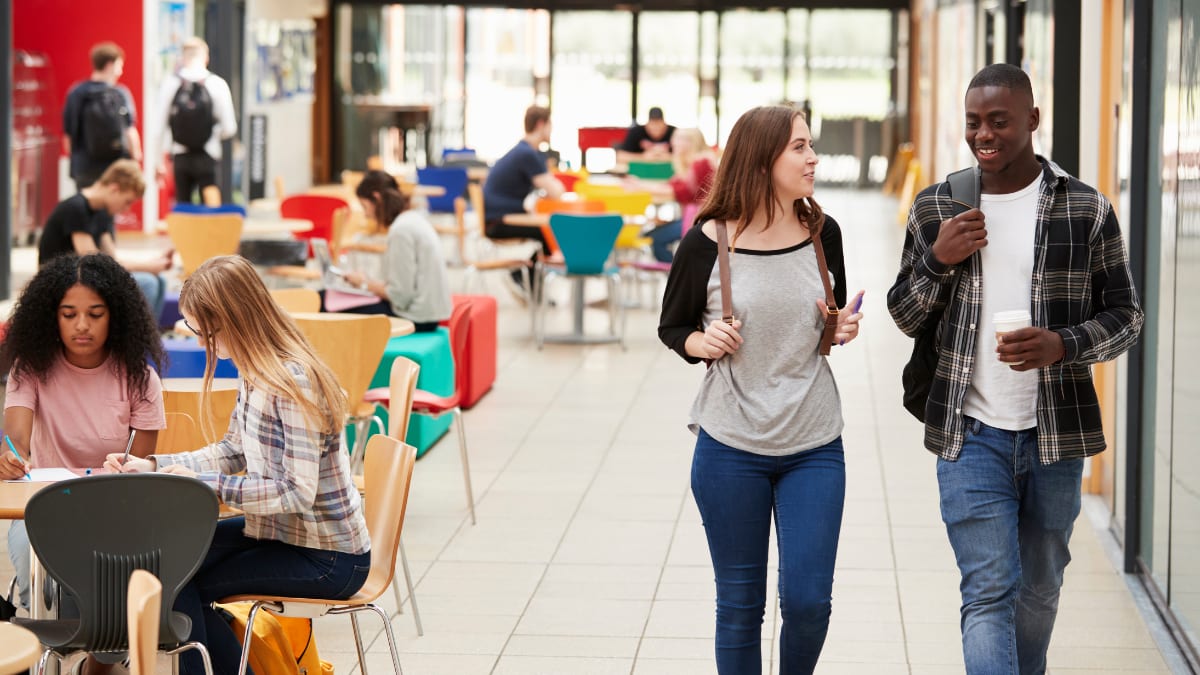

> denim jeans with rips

[
  {"left": 937, "top": 417, "right": 1083, "bottom": 675},
  {"left": 691, "top": 428, "right": 845, "bottom": 675}
]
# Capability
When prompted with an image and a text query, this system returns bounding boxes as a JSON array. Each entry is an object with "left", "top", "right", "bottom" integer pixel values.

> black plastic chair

[{"left": 16, "top": 473, "right": 219, "bottom": 675}]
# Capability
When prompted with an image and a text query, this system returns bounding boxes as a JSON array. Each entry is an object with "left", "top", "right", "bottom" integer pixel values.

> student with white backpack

[{"left": 157, "top": 37, "right": 237, "bottom": 204}]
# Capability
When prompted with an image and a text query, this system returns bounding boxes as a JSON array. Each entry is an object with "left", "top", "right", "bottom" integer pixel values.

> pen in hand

[
  {"left": 5, "top": 434, "right": 30, "bottom": 481},
  {"left": 120, "top": 429, "right": 137, "bottom": 468}
]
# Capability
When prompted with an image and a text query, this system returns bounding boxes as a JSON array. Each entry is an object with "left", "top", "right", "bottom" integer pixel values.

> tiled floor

[{"left": 0, "top": 188, "right": 1186, "bottom": 674}]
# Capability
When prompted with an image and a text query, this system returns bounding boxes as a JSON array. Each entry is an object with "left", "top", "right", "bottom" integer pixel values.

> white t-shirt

[{"left": 961, "top": 175, "right": 1042, "bottom": 430}]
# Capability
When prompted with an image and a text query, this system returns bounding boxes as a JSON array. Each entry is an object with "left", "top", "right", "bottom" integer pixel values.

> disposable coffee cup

[{"left": 994, "top": 310, "right": 1032, "bottom": 364}]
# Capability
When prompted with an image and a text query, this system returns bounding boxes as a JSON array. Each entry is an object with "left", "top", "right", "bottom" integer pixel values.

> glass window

[
  {"left": 550, "top": 11, "right": 633, "bottom": 170},
  {"left": 464, "top": 8, "right": 549, "bottom": 161},
  {"left": 637, "top": 12, "right": 701, "bottom": 130},
  {"left": 717, "top": 9, "right": 786, "bottom": 148}
]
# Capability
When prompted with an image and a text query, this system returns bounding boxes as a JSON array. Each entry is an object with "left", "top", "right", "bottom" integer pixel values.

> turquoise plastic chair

[{"left": 537, "top": 213, "right": 626, "bottom": 349}]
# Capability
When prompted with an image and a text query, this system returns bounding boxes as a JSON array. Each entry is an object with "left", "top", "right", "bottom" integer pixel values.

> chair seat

[
  {"left": 15, "top": 611, "right": 192, "bottom": 650},
  {"left": 625, "top": 260, "right": 671, "bottom": 272},
  {"left": 351, "top": 401, "right": 378, "bottom": 418},
  {"left": 265, "top": 265, "right": 320, "bottom": 281},
  {"left": 362, "top": 386, "right": 389, "bottom": 404},
  {"left": 218, "top": 591, "right": 370, "bottom": 614},
  {"left": 411, "top": 388, "right": 459, "bottom": 414},
  {"left": 470, "top": 258, "right": 530, "bottom": 272}
]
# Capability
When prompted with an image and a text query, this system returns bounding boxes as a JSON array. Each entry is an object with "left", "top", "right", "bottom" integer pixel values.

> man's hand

[
  {"left": 931, "top": 208, "right": 987, "bottom": 265},
  {"left": 996, "top": 327, "right": 1066, "bottom": 371}
]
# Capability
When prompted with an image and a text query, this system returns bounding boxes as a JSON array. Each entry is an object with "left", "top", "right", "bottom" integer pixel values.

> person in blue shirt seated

[{"left": 481, "top": 105, "right": 564, "bottom": 299}]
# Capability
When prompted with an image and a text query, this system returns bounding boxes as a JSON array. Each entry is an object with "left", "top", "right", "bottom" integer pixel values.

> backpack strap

[
  {"left": 946, "top": 166, "right": 981, "bottom": 211},
  {"left": 808, "top": 227, "right": 840, "bottom": 356},
  {"left": 714, "top": 220, "right": 733, "bottom": 324}
]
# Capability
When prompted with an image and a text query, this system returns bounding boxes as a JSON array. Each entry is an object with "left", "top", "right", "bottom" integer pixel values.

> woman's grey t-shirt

[{"left": 658, "top": 220, "right": 847, "bottom": 456}]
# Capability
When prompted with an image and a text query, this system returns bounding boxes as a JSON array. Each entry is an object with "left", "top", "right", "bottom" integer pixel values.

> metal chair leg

[
  {"left": 236, "top": 602, "right": 265, "bottom": 675},
  {"left": 165, "top": 643, "right": 214, "bottom": 675},
  {"left": 398, "top": 539, "right": 423, "bottom": 635},
  {"left": 453, "top": 408, "right": 475, "bottom": 525},
  {"left": 367, "top": 603, "right": 406, "bottom": 675},
  {"left": 350, "top": 612, "right": 369, "bottom": 675}
]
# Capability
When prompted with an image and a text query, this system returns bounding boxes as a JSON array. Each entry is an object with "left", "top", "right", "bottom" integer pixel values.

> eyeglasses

[{"left": 183, "top": 318, "right": 217, "bottom": 337}]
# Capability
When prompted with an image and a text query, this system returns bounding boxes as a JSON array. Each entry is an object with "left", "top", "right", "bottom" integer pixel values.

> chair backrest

[
  {"left": 292, "top": 313, "right": 392, "bottom": 412},
  {"left": 341, "top": 170, "right": 364, "bottom": 192},
  {"left": 155, "top": 411, "right": 202, "bottom": 454},
  {"left": 416, "top": 166, "right": 470, "bottom": 213},
  {"left": 172, "top": 203, "right": 247, "bottom": 217},
  {"left": 24, "top": 474, "right": 219, "bottom": 651},
  {"left": 577, "top": 126, "right": 628, "bottom": 152},
  {"left": 165, "top": 212, "right": 244, "bottom": 277},
  {"left": 270, "top": 287, "right": 322, "bottom": 313},
  {"left": 533, "top": 198, "right": 606, "bottom": 215},
  {"left": 627, "top": 161, "right": 675, "bottom": 180},
  {"left": 548, "top": 214, "right": 624, "bottom": 275},
  {"left": 356, "top": 435, "right": 417, "bottom": 602},
  {"left": 445, "top": 301, "right": 472, "bottom": 397},
  {"left": 441, "top": 147, "right": 476, "bottom": 163},
  {"left": 126, "top": 570, "right": 161, "bottom": 675},
  {"left": 387, "top": 357, "right": 420, "bottom": 441},
  {"left": 281, "top": 194, "right": 350, "bottom": 244}
]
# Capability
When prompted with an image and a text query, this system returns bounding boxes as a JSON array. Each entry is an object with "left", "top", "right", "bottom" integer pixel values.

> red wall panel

[{"left": 14, "top": 0, "right": 145, "bottom": 142}]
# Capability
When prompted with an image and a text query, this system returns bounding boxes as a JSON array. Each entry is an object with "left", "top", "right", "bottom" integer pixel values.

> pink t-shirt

[{"left": 4, "top": 356, "right": 166, "bottom": 469}]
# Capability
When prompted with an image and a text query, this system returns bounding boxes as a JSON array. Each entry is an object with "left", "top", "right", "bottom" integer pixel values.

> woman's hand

[
  {"left": 699, "top": 318, "right": 743, "bottom": 360},
  {"left": 103, "top": 454, "right": 155, "bottom": 473},
  {"left": 0, "top": 452, "right": 30, "bottom": 480},
  {"left": 160, "top": 464, "right": 198, "bottom": 478},
  {"left": 831, "top": 290, "right": 865, "bottom": 347}
]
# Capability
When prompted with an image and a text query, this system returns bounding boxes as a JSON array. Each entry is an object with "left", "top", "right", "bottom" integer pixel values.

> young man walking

[
  {"left": 157, "top": 37, "right": 238, "bottom": 204},
  {"left": 886, "top": 63, "right": 1143, "bottom": 674},
  {"left": 62, "top": 42, "right": 142, "bottom": 190}
]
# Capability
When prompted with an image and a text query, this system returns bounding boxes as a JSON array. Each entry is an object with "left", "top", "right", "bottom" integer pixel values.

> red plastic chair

[
  {"left": 363, "top": 302, "right": 476, "bottom": 524},
  {"left": 280, "top": 194, "right": 349, "bottom": 248}
]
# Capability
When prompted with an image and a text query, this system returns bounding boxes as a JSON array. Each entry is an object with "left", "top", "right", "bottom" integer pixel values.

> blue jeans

[
  {"left": 177, "top": 518, "right": 371, "bottom": 675},
  {"left": 132, "top": 271, "right": 167, "bottom": 322},
  {"left": 937, "top": 417, "right": 1083, "bottom": 675},
  {"left": 650, "top": 218, "right": 683, "bottom": 263},
  {"left": 691, "top": 428, "right": 845, "bottom": 675}
]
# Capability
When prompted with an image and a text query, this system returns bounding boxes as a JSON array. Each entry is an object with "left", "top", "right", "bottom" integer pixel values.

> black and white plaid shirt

[{"left": 887, "top": 158, "right": 1144, "bottom": 463}]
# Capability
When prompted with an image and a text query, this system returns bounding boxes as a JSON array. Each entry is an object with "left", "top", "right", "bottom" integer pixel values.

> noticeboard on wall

[{"left": 251, "top": 19, "right": 316, "bottom": 104}]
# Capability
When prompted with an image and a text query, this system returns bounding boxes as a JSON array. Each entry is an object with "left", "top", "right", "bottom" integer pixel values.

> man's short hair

[
  {"left": 648, "top": 106, "right": 664, "bottom": 121},
  {"left": 181, "top": 37, "right": 209, "bottom": 62},
  {"left": 90, "top": 42, "right": 125, "bottom": 72},
  {"left": 967, "top": 63, "right": 1034, "bottom": 101},
  {"left": 524, "top": 106, "right": 551, "bottom": 133},
  {"left": 97, "top": 159, "right": 146, "bottom": 197}
]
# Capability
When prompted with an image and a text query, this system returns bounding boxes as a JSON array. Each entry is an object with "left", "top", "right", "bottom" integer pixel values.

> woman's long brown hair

[
  {"left": 180, "top": 256, "right": 348, "bottom": 441},
  {"left": 695, "top": 105, "right": 824, "bottom": 247}
]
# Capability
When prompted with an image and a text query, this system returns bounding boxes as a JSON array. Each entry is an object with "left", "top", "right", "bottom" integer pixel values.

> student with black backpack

[
  {"left": 62, "top": 42, "right": 142, "bottom": 190},
  {"left": 157, "top": 37, "right": 237, "bottom": 204}
]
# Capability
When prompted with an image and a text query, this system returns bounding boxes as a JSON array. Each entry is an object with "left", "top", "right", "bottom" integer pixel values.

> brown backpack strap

[
  {"left": 809, "top": 229, "right": 840, "bottom": 356},
  {"left": 714, "top": 221, "right": 733, "bottom": 324}
]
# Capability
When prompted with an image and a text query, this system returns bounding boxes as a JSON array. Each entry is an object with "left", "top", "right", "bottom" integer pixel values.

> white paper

[{"left": 3, "top": 468, "right": 83, "bottom": 483}]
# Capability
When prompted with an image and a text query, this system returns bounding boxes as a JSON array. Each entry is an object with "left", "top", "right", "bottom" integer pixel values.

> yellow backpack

[{"left": 216, "top": 602, "right": 332, "bottom": 675}]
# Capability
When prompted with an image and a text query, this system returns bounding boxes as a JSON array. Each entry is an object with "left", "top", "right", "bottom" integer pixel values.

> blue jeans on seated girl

[
  {"left": 937, "top": 417, "right": 1083, "bottom": 675},
  {"left": 650, "top": 218, "right": 683, "bottom": 263},
  {"left": 691, "top": 428, "right": 845, "bottom": 675},
  {"left": 177, "top": 517, "right": 370, "bottom": 675}
]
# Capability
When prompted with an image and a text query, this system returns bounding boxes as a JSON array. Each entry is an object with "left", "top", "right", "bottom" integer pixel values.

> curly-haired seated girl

[{"left": 1, "top": 254, "right": 167, "bottom": 612}]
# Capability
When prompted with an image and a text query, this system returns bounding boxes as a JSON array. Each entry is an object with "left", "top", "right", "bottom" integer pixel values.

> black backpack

[
  {"left": 901, "top": 167, "right": 979, "bottom": 422},
  {"left": 80, "top": 85, "right": 127, "bottom": 162},
  {"left": 169, "top": 77, "right": 215, "bottom": 153}
]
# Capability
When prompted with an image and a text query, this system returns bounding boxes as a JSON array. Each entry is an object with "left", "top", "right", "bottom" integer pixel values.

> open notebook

[
  {"left": 311, "top": 238, "right": 382, "bottom": 311},
  {"left": 4, "top": 468, "right": 84, "bottom": 483}
]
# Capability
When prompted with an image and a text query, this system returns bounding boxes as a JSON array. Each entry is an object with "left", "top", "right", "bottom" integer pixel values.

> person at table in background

[
  {"left": 658, "top": 105, "right": 864, "bottom": 674},
  {"left": 106, "top": 255, "right": 370, "bottom": 675},
  {"left": 0, "top": 253, "right": 165, "bottom": 670},
  {"left": 482, "top": 105, "right": 564, "bottom": 299},
  {"left": 616, "top": 106, "right": 677, "bottom": 164},
  {"left": 156, "top": 36, "right": 238, "bottom": 204},
  {"left": 62, "top": 41, "right": 142, "bottom": 190},
  {"left": 38, "top": 159, "right": 173, "bottom": 318},
  {"left": 321, "top": 169, "right": 451, "bottom": 332},
  {"left": 624, "top": 127, "right": 718, "bottom": 263}
]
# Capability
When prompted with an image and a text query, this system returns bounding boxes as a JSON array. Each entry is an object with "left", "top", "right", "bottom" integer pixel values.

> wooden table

[
  {"left": 0, "top": 623, "right": 41, "bottom": 675},
  {"left": 156, "top": 216, "right": 313, "bottom": 237}
]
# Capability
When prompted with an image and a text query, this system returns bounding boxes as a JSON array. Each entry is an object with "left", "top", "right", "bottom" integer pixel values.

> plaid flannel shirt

[
  {"left": 156, "top": 362, "right": 370, "bottom": 554},
  {"left": 887, "top": 158, "right": 1143, "bottom": 463}
]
